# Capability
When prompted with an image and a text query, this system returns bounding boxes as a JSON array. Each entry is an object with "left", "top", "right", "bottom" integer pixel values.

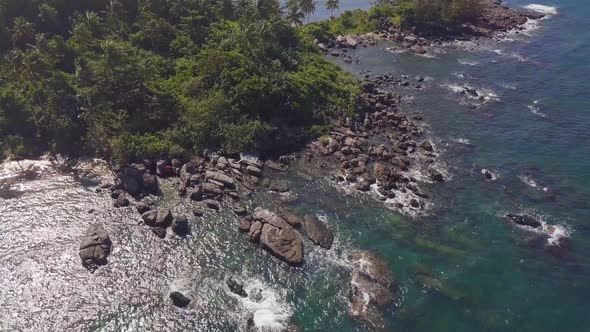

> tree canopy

[{"left": 0, "top": 0, "right": 359, "bottom": 163}]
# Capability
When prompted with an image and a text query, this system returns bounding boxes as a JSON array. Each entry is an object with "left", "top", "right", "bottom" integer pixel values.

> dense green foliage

[
  {"left": 305, "top": 0, "right": 483, "bottom": 37},
  {"left": 0, "top": 0, "right": 359, "bottom": 163}
]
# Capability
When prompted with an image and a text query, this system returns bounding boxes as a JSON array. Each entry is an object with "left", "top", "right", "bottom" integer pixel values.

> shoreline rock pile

[{"left": 308, "top": 76, "right": 445, "bottom": 214}]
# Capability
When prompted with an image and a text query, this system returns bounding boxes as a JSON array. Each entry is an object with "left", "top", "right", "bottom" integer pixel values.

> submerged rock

[
  {"left": 506, "top": 213, "right": 542, "bottom": 228},
  {"left": 172, "top": 215, "right": 189, "bottom": 236},
  {"left": 114, "top": 193, "right": 130, "bottom": 207},
  {"left": 170, "top": 291, "right": 191, "bottom": 308},
  {"left": 226, "top": 276, "right": 248, "bottom": 298},
  {"left": 79, "top": 224, "right": 112, "bottom": 272},
  {"left": 304, "top": 215, "right": 334, "bottom": 249}
]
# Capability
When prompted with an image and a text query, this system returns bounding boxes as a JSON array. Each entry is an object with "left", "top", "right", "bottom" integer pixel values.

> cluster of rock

[
  {"left": 348, "top": 251, "right": 397, "bottom": 329},
  {"left": 139, "top": 206, "right": 189, "bottom": 238},
  {"left": 238, "top": 207, "right": 334, "bottom": 266},
  {"left": 317, "top": 34, "right": 377, "bottom": 62},
  {"left": 321, "top": 1, "right": 546, "bottom": 57},
  {"left": 309, "top": 76, "right": 444, "bottom": 214}
]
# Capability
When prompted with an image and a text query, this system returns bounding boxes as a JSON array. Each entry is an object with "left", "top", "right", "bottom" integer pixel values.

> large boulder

[
  {"left": 226, "top": 276, "right": 248, "bottom": 297},
  {"left": 279, "top": 208, "right": 302, "bottom": 228},
  {"left": 79, "top": 224, "right": 112, "bottom": 272},
  {"left": 172, "top": 215, "right": 189, "bottom": 236},
  {"left": 303, "top": 215, "right": 334, "bottom": 249},
  {"left": 260, "top": 224, "right": 303, "bottom": 266},
  {"left": 155, "top": 209, "right": 174, "bottom": 228}
]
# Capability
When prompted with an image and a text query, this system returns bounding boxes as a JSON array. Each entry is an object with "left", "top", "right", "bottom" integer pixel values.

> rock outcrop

[
  {"left": 303, "top": 215, "right": 334, "bottom": 249},
  {"left": 79, "top": 224, "right": 112, "bottom": 272}
]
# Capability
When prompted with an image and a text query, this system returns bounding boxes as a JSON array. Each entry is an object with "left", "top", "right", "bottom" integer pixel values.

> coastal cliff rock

[{"left": 79, "top": 224, "right": 112, "bottom": 272}]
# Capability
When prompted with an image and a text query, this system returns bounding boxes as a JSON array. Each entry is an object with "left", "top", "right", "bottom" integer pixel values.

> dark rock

[
  {"left": 427, "top": 168, "right": 445, "bottom": 182},
  {"left": 304, "top": 215, "right": 334, "bottom": 249},
  {"left": 114, "top": 193, "right": 130, "bottom": 207},
  {"left": 233, "top": 205, "right": 248, "bottom": 216},
  {"left": 265, "top": 160, "right": 287, "bottom": 172},
  {"left": 204, "top": 199, "right": 220, "bottom": 210},
  {"left": 190, "top": 187, "right": 203, "bottom": 201},
  {"left": 421, "top": 141, "right": 434, "bottom": 152},
  {"left": 170, "top": 291, "right": 191, "bottom": 308},
  {"left": 172, "top": 215, "right": 189, "bottom": 236},
  {"left": 79, "top": 224, "right": 112, "bottom": 272},
  {"left": 226, "top": 276, "right": 248, "bottom": 298},
  {"left": 136, "top": 201, "right": 152, "bottom": 214},
  {"left": 142, "top": 210, "right": 158, "bottom": 226},
  {"left": 506, "top": 214, "right": 542, "bottom": 228},
  {"left": 193, "top": 209, "right": 204, "bottom": 217},
  {"left": 154, "top": 209, "right": 173, "bottom": 228},
  {"left": 151, "top": 227, "right": 167, "bottom": 238},
  {"left": 110, "top": 189, "right": 124, "bottom": 199}
]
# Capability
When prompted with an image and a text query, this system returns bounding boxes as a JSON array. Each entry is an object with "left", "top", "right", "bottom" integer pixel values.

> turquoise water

[
  {"left": 314, "top": 0, "right": 590, "bottom": 331},
  {"left": 1, "top": 1, "right": 589, "bottom": 331}
]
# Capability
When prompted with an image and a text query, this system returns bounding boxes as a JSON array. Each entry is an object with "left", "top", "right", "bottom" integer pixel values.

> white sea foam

[
  {"left": 527, "top": 100, "right": 547, "bottom": 118},
  {"left": 452, "top": 72, "right": 466, "bottom": 79},
  {"left": 443, "top": 84, "right": 500, "bottom": 103},
  {"left": 458, "top": 59, "right": 479, "bottom": 66},
  {"left": 524, "top": 4, "right": 558, "bottom": 15},
  {"left": 520, "top": 175, "right": 538, "bottom": 188},
  {"left": 231, "top": 278, "right": 293, "bottom": 332},
  {"left": 500, "top": 82, "right": 517, "bottom": 90},
  {"left": 451, "top": 137, "right": 471, "bottom": 145},
  {"left": 481, "top": 169, "right": 499, "bottom": 181}
]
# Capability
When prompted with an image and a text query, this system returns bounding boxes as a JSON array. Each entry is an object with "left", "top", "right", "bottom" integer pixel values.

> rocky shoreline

[{"left": 317, "top": 0, "right": 547, "bottom": 57}]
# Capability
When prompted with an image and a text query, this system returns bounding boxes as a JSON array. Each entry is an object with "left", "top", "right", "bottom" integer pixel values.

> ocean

[{"left": 0, "top": 1, "right": 589, "bottom": 331}]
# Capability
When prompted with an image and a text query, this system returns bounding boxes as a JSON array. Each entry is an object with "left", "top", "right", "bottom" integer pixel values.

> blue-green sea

[{"left": 0, "top": 1, "right": 588, "bottom": 332}]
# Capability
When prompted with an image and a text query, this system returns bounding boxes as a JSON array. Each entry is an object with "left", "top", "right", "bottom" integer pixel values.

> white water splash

[
  {"left": 527, "top": 100, "right": 547, "bottom": 118},
  {"left": 458, "top": 59, "right": 479, "bottom": 66},
  {"left": 231, "top": 278, "right": 293, "bottom": 332},
  {"left": 451, "top": 137, "right": 471, "bottom": 145},
  {"left": 524, "top": 4, "right": 558, "bottom": 15}
]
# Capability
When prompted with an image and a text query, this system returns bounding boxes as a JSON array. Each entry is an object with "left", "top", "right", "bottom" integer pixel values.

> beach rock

[
  {"left": 170, "top": 291, "right": 191, "bottom": 308},
  {"left": 193, "top": 209, "right": 204, "bottom": 217},
  {"left": 233, "top": 205, "right": 248, "bottom": 216},
  {"left": 119, "top": 163, "right": 159, "bottom": 196},
  {"left": 260, "top": 224, "right": 303, "bottom": 266},
  {"left": 245, "top": 165, "right": 262, "bottom": 177},
  {"left": 172, "top": 215, "right": 189, "bottom": 236},
  {"left": 421, "top": 141, "right": 434, "bottom": 152},
  {"left": 190, "top": 187, "right": 203, "bottom": 201},
  {"left": 114, "top": 193, "right": 129, "bottom": 207},
  {"left": 227, "top": 276, "right": 248, "bottom": 298},
  {"left": 349, "top": 251, "right": 394, "bottom": 288},
  {"left": 155, "top": 209, "right": 173, "bottom": 228},
  {"left": 79, "top": 224, "right": 112, "bottom": 272},
  {"left": 304, "top": 215, "right": 334, "bottom": 249},
  {"left": 506, "top": 213, "right": 542, "bottom": 228}
]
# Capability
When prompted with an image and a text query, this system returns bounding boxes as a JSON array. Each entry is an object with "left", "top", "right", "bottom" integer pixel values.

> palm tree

[
  {"left": 325, "top": 0, "right": 340, "bottom": 18},
  {"left": 10, "top": 17, "right": 35, "bottom": 49},
  {"left": 299, "top": 0, "right": 316, "bottom": 23},
  {"left": 284, "top": 6, "right": 304, "bottom": 27}
]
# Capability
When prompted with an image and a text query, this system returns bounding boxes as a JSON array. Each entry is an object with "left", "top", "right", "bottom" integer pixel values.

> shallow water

[{"left": 2, "top": 1, "right": 590, "bottom": 331}]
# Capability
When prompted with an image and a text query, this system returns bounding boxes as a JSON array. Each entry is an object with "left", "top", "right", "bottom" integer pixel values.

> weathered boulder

[
  {"left": 202, "top": 182, "right": 223, "bottom": 196},
  {"left": 170, "top": 291, "right": 191, "bottom": 308},
  {"left": 249, "top": 221, "right": 263, "bottom": 242},
  {"left": 151, "top": 227, "right": 167, "bottom": 238},
  {"left": 79, "top": 224, "right": 112, "bottom": 272},
  {"left": 304, "top": 215, "right": 334, "bottom": 249},
  {"left": 245, "top": 165, "right": 262, "bottom": 177},
  {"left": 260, "top": 224, "right": 303, "bottom": 266},
  {"left": 269, "top": 180, "right": 291, "bottom": 193},
  {"left": 204, "top": 199, "right": 220, "bottom": 210},
  {"left": 136, "top": 201, "right": 153, "bottom": 214}
]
